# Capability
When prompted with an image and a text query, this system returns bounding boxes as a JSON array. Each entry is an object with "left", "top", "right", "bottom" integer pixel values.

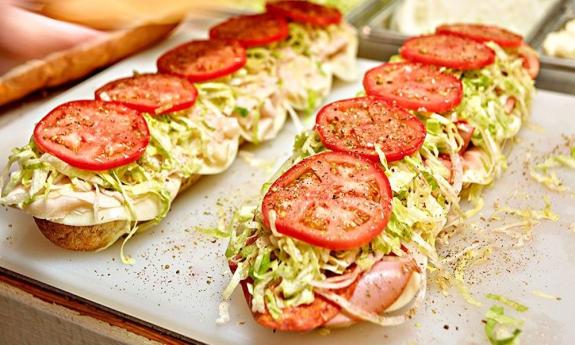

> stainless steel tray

[
  {"left": 531, "top": 1, "right": 575, "bottom": 66},
  {"left": 352, "top": 0, "right": 575, "bottom": 95},
  {"left": 364, "top": 0, "right": 564, "bottom": 44}
]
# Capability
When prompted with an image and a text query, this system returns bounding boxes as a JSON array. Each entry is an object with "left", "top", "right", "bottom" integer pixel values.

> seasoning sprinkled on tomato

[
  {"left": 157, "top": 40, "right": 246, "bottom": 83},
  {"left": 400, "top": 34, "right": 495, "bottom": 70},
  {"left": 33, "top": 100, "right": 150, "bottom": 171},
  {"left": 266, "top": 1, "right": 342, "bottom": 27},
  {"left": 315, "top": 96, "right": 426, "bottom": 162},
  {"left": 437, "top": 23, "right": 523, "bottom": 48},
  {"left": 262, "top": 151, "right": 392, "bottom": 251},
  {"left": 363, "top": 62, "right": 463, "bottom": 113},
  {"left": 209, "top": 14, "right": 289, "bottom": 48},
  {"left": 95, "top": 73, "right": 197, "bottom": 115}
]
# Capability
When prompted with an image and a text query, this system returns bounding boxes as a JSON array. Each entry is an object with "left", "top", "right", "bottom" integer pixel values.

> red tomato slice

[
  {"left": 156, "top": 40, "right": 246, "bottom": 83},
  {"left": 262, "top": 151, "right": 392, "bottom": 251},
  {"left": 517, "top": 43, "right": 540, "bottom": 80},
  {"left": 315, "top": 97, "right": 426, "bottom": 162},
  {"left": 400, "top": 34, "right": 495, "bottom": 70},
  {"left": 266, "top": 1, "right": 342, "bottom": 27},
  {"left": 95, "top": 73, "right": 197, "bottom": 115},
  {"left": 209, "top": 14, "right": 289, "bottom": 48},
  {"left": 33, "top": 100, "right": 150, "bottom": 171},
  {"left": 436, "top": 23, "right": 523, "bottom": 48},
  {"left": 455, "top": 120, "right": 474, "bottom": 153},
  {"left": 363, "top": 62, "right": 463, "bottom": 113}
]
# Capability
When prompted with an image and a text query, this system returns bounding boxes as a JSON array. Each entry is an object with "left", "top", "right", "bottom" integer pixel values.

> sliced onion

[
  {"left": 316, "top": 267, "right": 427, "bottom": 328},
  {"left": 310, "top": 265, "right": 361, "bottom": 290},
  {"left": 316, "top": 289, "right": 408, "bottom": 327}
]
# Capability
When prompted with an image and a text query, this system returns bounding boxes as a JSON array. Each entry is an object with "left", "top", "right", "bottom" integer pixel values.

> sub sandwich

[
  {"left": 224, "top": 23, "right": 538, "bottom": 331},
  {"left": 0, "top": 1, "right": 357, "bottom": 261}
]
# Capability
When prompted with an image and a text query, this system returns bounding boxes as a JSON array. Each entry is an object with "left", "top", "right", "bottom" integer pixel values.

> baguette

[
  {"left": 34, "top": 174, "right": 201, "bottom": 251},
  {"left": 0, "top": 24, "right": 176, "bottom": 106}
]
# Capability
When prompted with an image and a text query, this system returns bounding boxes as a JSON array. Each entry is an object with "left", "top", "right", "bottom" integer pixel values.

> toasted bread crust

[
  {"left": 34, "top": 218, "right": 129, "bottom": 251},
  {"left": 0, "top": 24, "right": 176, "bottom": 106},
  {"left": 35, "top": 174, "right": 201, "bottom": 251}
]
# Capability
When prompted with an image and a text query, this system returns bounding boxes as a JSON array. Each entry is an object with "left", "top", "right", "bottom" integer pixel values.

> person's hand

[{"left": 0, "top": 1, "right": 104, "bottom": 72}]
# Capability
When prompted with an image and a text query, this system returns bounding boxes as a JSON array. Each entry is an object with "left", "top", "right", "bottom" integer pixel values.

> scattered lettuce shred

[
  {"left": 484, "top": 305, "right": 524, "bottom": 345},
  {"left": 486, "top": 294, "right": 528, "bottom": 313},
  {"left": 453, "top": 246, "right": 492, "bottom": 307},
  {"left": 491, "top": 196, "right": 559, "bottom": 223},
  {"left": 488, "top": 197, "right": 559, "bottom": 246},
  {"left": 531, "top": 290, "right": 561, "bottom": 301},
  {"left": 530, "top": 147, "right": 575, "bottom": 192}
]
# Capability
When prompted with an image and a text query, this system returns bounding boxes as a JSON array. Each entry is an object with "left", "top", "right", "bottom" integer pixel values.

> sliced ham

[
  {"left": 461, "top": 148, "right": 487, "bottom": 173},
  {"left": 505, "top": 96, "right": 516, "bottom": 114},
  {"left": 439, "top": 155, "right": 454, "bottom": 184},
  {"left": 324, "top": 255, "right": 420, "bottom": 328},
  {"left": 455, "top": 120, "right": 475, "bottom": 154}
]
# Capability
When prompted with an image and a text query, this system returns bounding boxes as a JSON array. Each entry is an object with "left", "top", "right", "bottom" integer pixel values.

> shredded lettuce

[
  {"left": 491, "top": 196, "right": 559, "bottom": 222},
  {"left": 456, "top": 42, "right": 534, "bottom": 187},
  {"left": 530, "top": 147, "right": 575, "bottom": 192},
  {"left": 486, "top": 294, "right": 528, "bottom": 313},
  {"left": 487, "top": 197, "right": 559, "bottom": 247},
  {"left": 453, "top": 247, "right": 492, "bottom": 307},
  {"left": 531, "top": 290, "right": 561, "bottom": 301},
  {"left": 195, "top": 21, "right": 343, "bottom": 144},
  {"left": 484, "top": 305, "right": 524, "bottom": 345}
]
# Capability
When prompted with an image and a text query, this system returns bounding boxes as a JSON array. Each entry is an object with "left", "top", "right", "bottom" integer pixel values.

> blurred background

[
  {"left": 1, "top": 0, "right": 569, "bottom": 71},
  {"left": 1, "top": 0, "right": 574, "bottom": 101}
]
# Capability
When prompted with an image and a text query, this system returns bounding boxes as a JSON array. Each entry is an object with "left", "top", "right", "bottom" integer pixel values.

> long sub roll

[
  {"left": 224, "top": 23, "right": 538, "bottom": 331},
  {"left": 0, "top": 24, "right": 177, "bottom": 107},
  {"left": 0, "top": 1, "right": 358, "bottom": 259}
]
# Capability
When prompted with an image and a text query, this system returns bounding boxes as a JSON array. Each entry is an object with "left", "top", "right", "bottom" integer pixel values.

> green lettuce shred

[
  {"left": 530, "top": 147, "right": 575, "bottom": 192},
  {"left": 484, "top": 305, "right": 524, "bottom": 345},
  {"left": 486, "top": 294, "right": 528, "bottom": 313}
]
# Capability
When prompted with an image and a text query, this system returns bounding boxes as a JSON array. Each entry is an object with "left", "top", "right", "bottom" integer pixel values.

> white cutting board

[{"left": 1, "top": 24, "right": 575, "bottom": 345}]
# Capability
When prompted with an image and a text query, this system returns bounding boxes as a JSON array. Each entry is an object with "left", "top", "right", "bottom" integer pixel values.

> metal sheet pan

[
  {"left": 364, "top": 0, "right": 566, "bottom": 44},
  {"left": 353, "top": 0, "right": 575, "bottom": 95},
  {"left": 1, "top": 44, "right": 575, "bottom": 345},
  {"left": 531, "top": 1, "right": 575, "bottom": 66}
]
